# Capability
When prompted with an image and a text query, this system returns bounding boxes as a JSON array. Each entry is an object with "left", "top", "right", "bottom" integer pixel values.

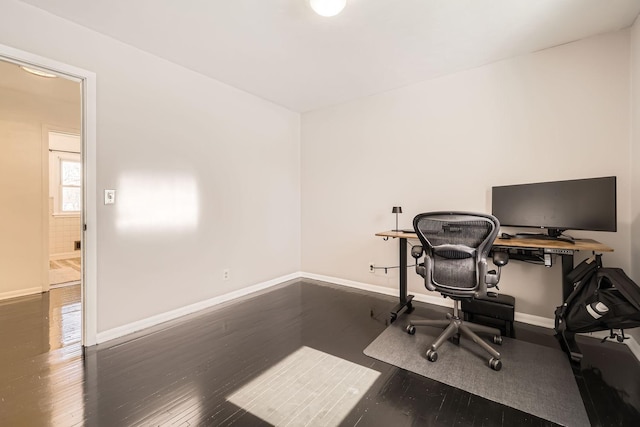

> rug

[{"left": 364, "top": 315, "right": 589, "bottom": 427}]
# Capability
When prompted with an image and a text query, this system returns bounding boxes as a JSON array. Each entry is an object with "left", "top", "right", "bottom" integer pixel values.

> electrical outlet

[
  {"left": 369, "top": 262, "right": 375, "bottom": 273},
  {"left": 223, "top": 269, "right": 230, "bottom": 280}
]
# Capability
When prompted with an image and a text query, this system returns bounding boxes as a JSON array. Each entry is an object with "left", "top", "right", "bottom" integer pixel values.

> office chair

[{"left": 407, "top": 212, "right": 508, "bottom": 371}]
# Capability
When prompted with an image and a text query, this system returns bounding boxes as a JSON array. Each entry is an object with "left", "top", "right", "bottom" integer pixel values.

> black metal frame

[
  {"left": 558, "top": 252, "right": 583, "bottom": 362},
  {"left": 389, "top": 237, "right": 414, "bottom": 322}
]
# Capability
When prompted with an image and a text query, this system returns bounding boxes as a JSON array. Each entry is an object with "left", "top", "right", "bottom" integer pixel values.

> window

[
  {"left": 49, "top": 131, "right": 81, "bottom": 215},
  {"left": 60, "top": 159, "right": 81, "bottom": 212}
]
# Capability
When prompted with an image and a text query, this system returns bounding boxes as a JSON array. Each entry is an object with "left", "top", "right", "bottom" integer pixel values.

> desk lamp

[{"left": 392, "top": 206, "right": 402, "bottom": 231}]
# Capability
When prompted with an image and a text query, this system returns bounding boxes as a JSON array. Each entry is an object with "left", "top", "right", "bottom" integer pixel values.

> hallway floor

[{"left": 49, "top": 257, "right": 81, "bottom": 287}]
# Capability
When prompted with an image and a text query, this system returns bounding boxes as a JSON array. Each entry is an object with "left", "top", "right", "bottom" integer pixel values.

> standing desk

[
  {"left": 376, "top": 230, "right": 613, "bottom": 362},
  {"left": 375, "top": 231, "right": 418, "bottom": 322}
]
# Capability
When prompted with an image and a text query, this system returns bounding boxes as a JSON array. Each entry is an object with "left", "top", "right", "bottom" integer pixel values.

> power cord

[
  {"left": 370, "top": 264, "right": 418, "bottom": 274},
  {"left": 372, "top": 239, "right": 421, "bottom": 273}
]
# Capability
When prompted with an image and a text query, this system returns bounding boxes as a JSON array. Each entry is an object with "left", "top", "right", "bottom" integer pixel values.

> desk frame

[
  {"left": 376, "top": 231, "right": 614, "bottom": 362},
  {"left": 375, "top": 231, "right": 418, "bottom": 321},
  {"left": 385, "top": 233, "right": 414, "bottom": 321}
]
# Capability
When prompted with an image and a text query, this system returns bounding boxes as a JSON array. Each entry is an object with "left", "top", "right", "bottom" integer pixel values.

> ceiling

[
  {"left": 0, "top": 59, "right": 81, "bottom": 104},
  {"left": 15, "top": 0, "right": 640, "bottom": 112}
]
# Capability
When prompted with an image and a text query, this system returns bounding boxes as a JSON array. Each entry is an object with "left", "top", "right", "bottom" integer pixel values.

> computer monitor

[{"left": 491, "top": 176, "right": 617, "bottom": 239}]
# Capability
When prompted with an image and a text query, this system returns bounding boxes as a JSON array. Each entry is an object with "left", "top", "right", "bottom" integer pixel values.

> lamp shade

[
  {"left": 310, "top": 0, "right": 346, "bottom": 17},
  {"left": 392, "top": 206, "right": 402, "bottom": 214}
]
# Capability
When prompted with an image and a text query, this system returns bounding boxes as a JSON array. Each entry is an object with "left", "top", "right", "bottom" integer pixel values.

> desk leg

[
  {"left": 556, "top": 253, "right": 583, "bottom": 363},
  {"left": 561, "top": 254, "right": 574, "bottom": 301},
  {"left": 389, "top": 237, "right": 414, "bottom": 322}
]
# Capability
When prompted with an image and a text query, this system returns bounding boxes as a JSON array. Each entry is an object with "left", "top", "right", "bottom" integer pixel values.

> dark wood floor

[{"left": 0, "top": 280, "right": 638, "bottom": 426}]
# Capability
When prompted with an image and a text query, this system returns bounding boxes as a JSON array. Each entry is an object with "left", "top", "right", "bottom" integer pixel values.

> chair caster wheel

[
  {"left": 489, "top": 357, "right": 502, "bottom": 371},
  {"left": 406, "top": 325, "right": 416, "bottom": 335},
  {"left": 390, "top": 313, "right": 397, "bottom": 323},
  {"left": 426, "top": 349, "right": 438, "bottom": 362},
  {"left": 493, "top": 335, "right": 503, "bottom": 345}
]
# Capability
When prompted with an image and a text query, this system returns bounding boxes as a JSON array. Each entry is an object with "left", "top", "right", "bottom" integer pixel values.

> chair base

[{"left": 407, "top": 302, "right": 503, "bottom": 371}]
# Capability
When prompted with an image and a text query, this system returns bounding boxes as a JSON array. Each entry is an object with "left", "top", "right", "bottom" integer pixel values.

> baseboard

[
  {"left": 302, "top": 272, "right": 404, "bottom": 298},
  {"left": 301, "top": 272, "right": 454, "bottom": 308},
  {"left": 0, "top": 287, "right": 42, "bottom": 301},
  {"left": 301, "top": 272, "right": 554, "bottom": 328},
  {"left": 50, "top": 252, "right": 80, "bottom": 261},
  {"left": 96, "top": 272, "right": 301, "bottom": 344},
  {"left": 514, "top": 312, "right": 555, "bottom": 329}
]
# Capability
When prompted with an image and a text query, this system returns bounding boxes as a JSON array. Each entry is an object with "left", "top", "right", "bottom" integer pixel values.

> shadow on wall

[
  {"left": 629, "top": 213, "right": 640, "bottom": 344},
  {"left": 632, "top": 213, "right": 640, "bottom": 282}
]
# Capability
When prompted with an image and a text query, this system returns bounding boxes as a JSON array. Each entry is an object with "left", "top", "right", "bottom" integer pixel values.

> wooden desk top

[
  {"left": 375, "top": 230, "right": 419, "bottom": 239},
  {"left": 376, "top": 231, "right": 614, "bottom": 253}
]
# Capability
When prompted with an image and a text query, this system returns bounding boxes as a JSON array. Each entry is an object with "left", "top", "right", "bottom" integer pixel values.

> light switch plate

[{"left": 104, "top": 189, "right": 116, "bottom": 205}]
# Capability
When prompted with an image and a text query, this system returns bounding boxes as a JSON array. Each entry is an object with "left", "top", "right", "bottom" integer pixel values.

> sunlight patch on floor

[{"left": 226, "top": 346, "right": 380, "bottom": 426}]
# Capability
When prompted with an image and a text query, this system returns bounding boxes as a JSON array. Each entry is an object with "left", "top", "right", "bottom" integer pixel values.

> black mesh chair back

[{"left": 413, "top": 212, "right": 499, "bottom": 297}]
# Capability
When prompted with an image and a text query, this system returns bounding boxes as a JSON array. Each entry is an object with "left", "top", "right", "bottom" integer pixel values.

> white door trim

[{"left": 0, "top": 43, "right": 98, "bottom": 346}]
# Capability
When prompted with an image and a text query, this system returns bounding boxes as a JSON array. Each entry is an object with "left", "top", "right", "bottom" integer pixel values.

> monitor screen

[{"left": 491, "top": 176, "right": 617, "bottom": 235}]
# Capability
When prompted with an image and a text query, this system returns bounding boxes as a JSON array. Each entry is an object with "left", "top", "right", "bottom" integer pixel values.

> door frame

[{"left": 0, "top": 43, "right": 97, "bottom": 346}]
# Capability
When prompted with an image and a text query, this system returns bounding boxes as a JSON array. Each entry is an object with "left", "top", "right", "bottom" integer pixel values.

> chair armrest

[
  {"left": 485, "top": 251, "right": 509, "bottom": 287},
  {"left": 493, "top": 251, "right": 509, "bottom": 267},
  {"left": 411, "top": 245, "right": 427, "bottom": 278},
  {"left": 411, "top": 245, "right": 423, "bottom": 259}
]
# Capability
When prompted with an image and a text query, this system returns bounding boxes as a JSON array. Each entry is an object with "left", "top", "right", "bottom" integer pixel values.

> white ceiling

[
  {"left": 16, "top": 0, "right": 640, "bottom": 112},
  {"left": 0, "top": 59, "right": 81, "bottom": 104}
]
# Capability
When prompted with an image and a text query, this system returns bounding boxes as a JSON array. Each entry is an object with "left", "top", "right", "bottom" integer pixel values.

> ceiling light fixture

[
  {"left": 310, "top": 0, "right": 346, "bottom": 17},
  {"left": 20, "top": 65, "right": 57, "bottom": 78}
]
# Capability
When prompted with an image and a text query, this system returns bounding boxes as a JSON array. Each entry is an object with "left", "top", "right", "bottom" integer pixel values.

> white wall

[
  {"left": 301, "top": 31, "right": 631, "bottom": 320},
  {"left": 0, "top": 83, "right": 80, "bottom": 299},
  {"left": 0, "top": 0, "right": 301, "bottom": 334}
]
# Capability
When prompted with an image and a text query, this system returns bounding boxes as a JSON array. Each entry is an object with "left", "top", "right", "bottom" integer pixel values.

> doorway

[
  {"left": 0, "top": 44, "right": 97, "bottom": 346},
  {"left": 0, "top": 59, "right": 82, "bottom": 348}
]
